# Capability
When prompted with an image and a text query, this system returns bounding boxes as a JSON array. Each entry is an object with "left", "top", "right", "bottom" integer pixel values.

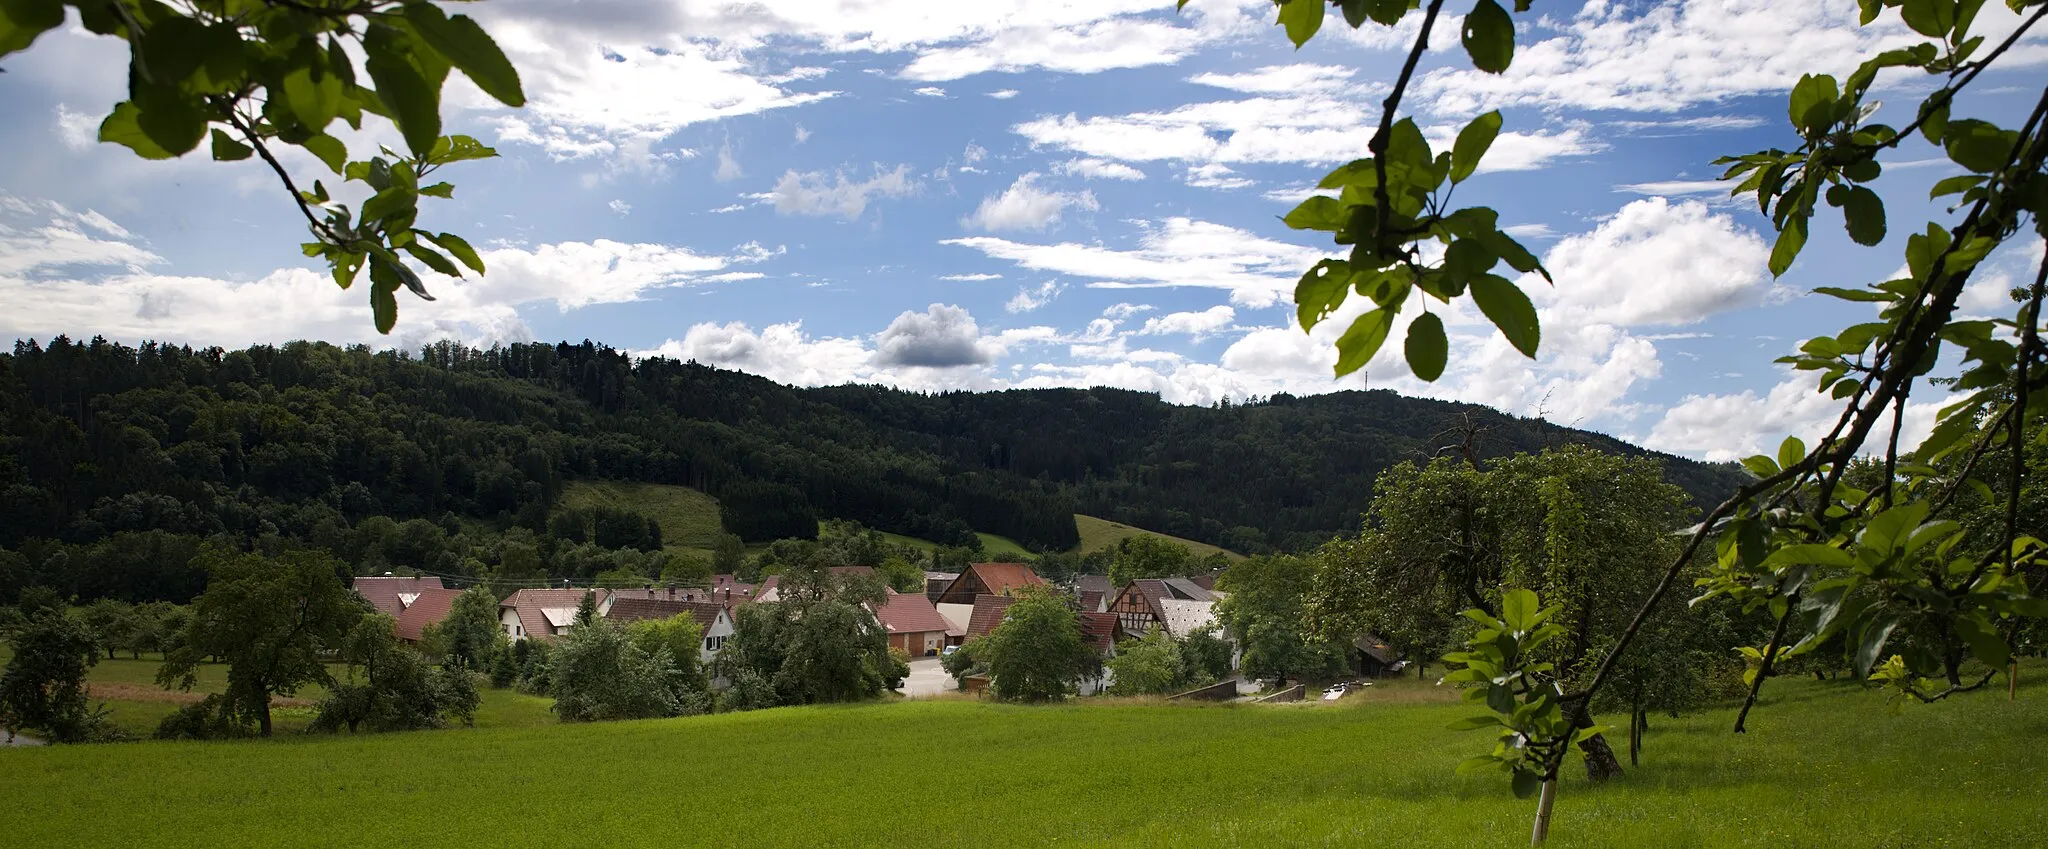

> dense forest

[{"left": 0, "top": 336, "right": 1748, "bottom": 601}]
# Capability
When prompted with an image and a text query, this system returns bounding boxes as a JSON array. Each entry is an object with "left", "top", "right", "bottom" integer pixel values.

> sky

[{"left": 2, "top": 0, "right": 2045, "bottom": 463}]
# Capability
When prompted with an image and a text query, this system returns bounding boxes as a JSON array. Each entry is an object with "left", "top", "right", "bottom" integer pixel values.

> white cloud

[
  {"left": 944, "top": 217, "right": 1327, "bottom": 308},
  {"left": 760, "top": 164, "right": 919, "bottom": 220},
  {"left": 875, "top": 303, "right": 1002, "bottom": 367},
  {"left": 609, "top": 199, "right": 632, "bottom": 215},
  {"left": 53, "top": 105, "right": 97, "bottom": 150},
  {"left": 1502, "top": 223, "right": 1557, "bottom": 240},
  {"left": 964, "top": 173, "right": 1099, "bottom": 232},
  {"left": 914, "top": 86, "right": 948, "bottom": 97},
  {"left": 1054, "top": 158, "right": 1146, "bottom": 181},
  {"left": 794, "top": 124, "right": 812, "bottom": 144},
  {"left": 1102, "top": 302, "right": 1153, "bottom": 321},
  {"left": 963, "top": 143, "right": 988, "bottom": 164},
  {"left": 1184, "top": 163, "right": 1254, "bottom": 189},
  {"left": 1005, "top": 281, "right": 1064, "bottom": 313},
  {"left": 897, "top": 7, "right": 1252, "bottom": 82},
  {"left": 1139, "top": 305, "right": 1235, "bottom": 339},
  {"left": 988, "top": 89, "right": 1021, "bottom": 99},
  {"left": 1616, "top": 179, "right": 1730, "bottom": 197},
  {"left": 710, "top": 203, "right": 748, "bottom": 214},
  {"left": 1612, "top": 115, "right": 1768, "bottom": 132},
  {"left": 941, "top": 273, "right": 1005, "bottom": 281},
  {"left": 1189, "top": 64, "right": 1363, "bottom": 95},
  {"left": 1538, "top": 197, "right": 1771, "bottom": 327},
  {"left": 649, "top": 321, "right": 873, "bottom": 386},
  {"left": 1642, "top": 369, "right": 1944, "bottom": 462},
  {"left": 715, "top": 140, "right": 744, "bottom": 182}
]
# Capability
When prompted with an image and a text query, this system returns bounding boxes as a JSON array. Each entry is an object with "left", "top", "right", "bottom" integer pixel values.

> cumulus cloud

[
  {"left": 1053, "top": 158, "right": 1146, "bottom": 181},
  {"left": 874, "top": 303, "right": 1001, "bottom": 367},
  {"left": 650, "top": 321, "right": 872, "bottom": 386},
  {"left": 1184, "top": 163, "right": 1253, "bottom": 190},
  {"left": 965, "top": 173, "right": 1099, "bottom": 232},
  {"left": 1139, "top": 305, "right": 1235, "bottom": 339},
  {"left": 1005, "top": 281, "right": 1064, "bottom": 313},
  {"left": 759, "top": 164, "right": 919, "bottom": 220},
  {"left": 914, "top": 86, "right": 948, "bottom": 97}
]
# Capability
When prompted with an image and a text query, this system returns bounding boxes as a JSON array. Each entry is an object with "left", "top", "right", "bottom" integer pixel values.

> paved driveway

[{"left": 898, "top": 658, "right": 957, "bottom": 698}]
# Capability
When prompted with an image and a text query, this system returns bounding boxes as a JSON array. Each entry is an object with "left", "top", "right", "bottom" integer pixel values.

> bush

[
  {"left": 884, "top": 648, "right": 911, "bottom": 690},
  {"left": 1106, "top": 629, "right": 1186, "bottom": 696},
  {"left": 551, "top": 620, "right": 708, "bottom": 723},
  {"left": 1, "top": 609, "right": 108, "bottom": 743},
  {"left": 155, "top": 694, "right": 253, "bottom": 741},
  {"left": 312, "top": 616, "right": 479, "bottom": 734},
  {"left": 489, "top": 650, "right": 519, "bottom": 689},
  {"left": 723, "top": 667, "right": 778, "bottom": 712}
]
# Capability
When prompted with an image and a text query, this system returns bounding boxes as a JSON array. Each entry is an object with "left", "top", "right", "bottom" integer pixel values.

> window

[{"left": 704, "top": 635, "right": 727, "bottom": 653}]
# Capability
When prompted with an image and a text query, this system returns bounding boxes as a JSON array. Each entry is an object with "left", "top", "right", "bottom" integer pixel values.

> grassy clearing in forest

[
  {"left": 1072, "top": 513, "right": 1241, "bottom": 560},
  {"left": 557, "top": 480, "right": 728, "bottom": 555},
  {"left": 6, "top": 671, "right": 2045, "bottom": 848}
]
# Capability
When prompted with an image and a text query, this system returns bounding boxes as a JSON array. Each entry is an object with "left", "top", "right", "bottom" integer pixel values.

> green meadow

[{"left": 6, "top": 672, "right": 2045, "bottom": 848}]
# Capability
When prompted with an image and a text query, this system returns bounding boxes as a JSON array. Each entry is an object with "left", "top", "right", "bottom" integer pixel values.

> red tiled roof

[
  {"left": 966, "top": 593, "right": 1018, "bottom": 639},
  {"left": 394, "top": 587, "right": 461, "bottom": 642},
  {"left": 1079, "top": 611, "right": 1117, "bottom": 654},
  {"left": 936, "top": 563, "right": 1045, "bottom": 604},
  {"left": 1077, "top": 590, "right": 1106, "bottom": 613},
  {"left": 873, "top": 592, "right": 951, "bottom": 636},
  {"left": 501, "top": 588, "right": 606, "bottom": 640},
  {"left": 352, "top": 576, "right": 444, "bottom": 618},
  {"left": 605, "top": 598, "right": 724, "bottom": 632}
]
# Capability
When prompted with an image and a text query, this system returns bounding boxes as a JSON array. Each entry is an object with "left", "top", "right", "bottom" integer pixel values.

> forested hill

[{"left": 0, "top": 336, "right": 1747, "bottom": 558}]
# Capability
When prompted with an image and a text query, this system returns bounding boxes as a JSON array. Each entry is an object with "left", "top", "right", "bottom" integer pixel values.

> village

[{"left": 351, "top": 562, "right": 1404, "bottom": 701}]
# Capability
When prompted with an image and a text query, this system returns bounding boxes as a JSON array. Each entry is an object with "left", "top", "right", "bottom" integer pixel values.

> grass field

[
  {"left": 558, "top": 480, "right": 727, "bottom": 555},
  {"left": 878, "top": 529, "right": 1036, "bottom": 559},
  {"left": 7, "top": 670, "right": 2044, "bottom": 847},
  {"left": 1073, "top": 513, "right": 1242, "bottom": 560}
]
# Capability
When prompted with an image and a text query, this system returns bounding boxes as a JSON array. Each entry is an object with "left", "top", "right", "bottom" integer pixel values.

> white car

[{"left": 1321, "top": 683, "right": 1348, "bottom": 701}]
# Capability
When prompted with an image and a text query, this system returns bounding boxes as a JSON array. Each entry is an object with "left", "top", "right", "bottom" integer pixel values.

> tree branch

[
  {"left": 218, "top": 105, "right": 344, "bottom": 245},
  {"left": 1873, "top": 4, "right": 2048, "bottom": 154},
  {"left": 1367, "top": 0, "right": 1449, "bottom": 255}
]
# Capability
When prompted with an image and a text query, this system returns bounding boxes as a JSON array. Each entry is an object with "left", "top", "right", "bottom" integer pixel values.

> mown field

[
  {"left": 6, "top": 670, "right": 2043, "bottom": 847},
  {"left": 1073, "top": 513, "right": 1241, "bottom": 560}
]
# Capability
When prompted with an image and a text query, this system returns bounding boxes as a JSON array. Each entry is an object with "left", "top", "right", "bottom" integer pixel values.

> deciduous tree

[{"left": 158, "top": 549, "right": 363, "bottom": 736}]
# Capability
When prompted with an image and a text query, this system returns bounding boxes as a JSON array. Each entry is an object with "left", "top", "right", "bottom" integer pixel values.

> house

[
  {"left": 872, "top": 592, "right": 951, "bottom": 657},
  {"left": 1355, "top": 634, "right": 1407, "bottom": 678},
  {"left": 393, "top": 586, "right": 461, "bottom": 643},
  {"left": 755, "top": 566, "right": 877, "bottom": 604},
  {"left": 935, "top": 602, "right": 974, "bottom": 646},
  {"left": 351, "top": 576, "right": 446, "bottom": 618},
  {"left": 604, "top": 598, "right": 735, "bottom": 663},
  {"left": 499, "top": 588, "right": 611, "bottom": 641},
  {"left": 924, "top": 571, "right": 958, "bottom": 605},
  {"left": 1072, "top": 575, "right": 1112, "bottom": 613},
  {"left": 1109, "top": 578, "right": 1223, "bottom": 642},
  {"left": 933, "top": 562, "right": 1045, "bottom": 605},
  {"left": 1077, "top": 611, "right": 1118, "bottom": 695},
  {"left": 965, "top": 593, "right": 1018, "bottom": 639}
]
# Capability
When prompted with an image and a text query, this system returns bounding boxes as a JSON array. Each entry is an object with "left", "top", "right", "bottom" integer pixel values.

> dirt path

[{"left": 87, "top": 682, "right": 313, "bottom": 707}]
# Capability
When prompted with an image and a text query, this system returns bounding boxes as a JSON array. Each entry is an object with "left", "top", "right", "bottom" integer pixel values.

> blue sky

[{"left": 2, "top": 0, "right": 2044, "bottom": 461}]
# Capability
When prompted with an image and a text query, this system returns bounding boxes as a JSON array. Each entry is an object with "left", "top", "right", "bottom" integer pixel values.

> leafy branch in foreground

[
  {"left": 0, "top": 0, "right": 527, "bottom": 333},
  {"left": 1224, "top": 0, "right": 2048, "bottom": 843}
]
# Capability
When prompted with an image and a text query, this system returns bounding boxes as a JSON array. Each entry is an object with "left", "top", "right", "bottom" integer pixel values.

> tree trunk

[
  {"left": 258, "top": 703, "right": 273, "bottom": 737},
  {"left": 1529, "top": 778, "right": 1557, "bottom": 846},
  {"left": 1565, "top": 702, "right": 1623, "bottom": 781},
  {"left": 2011, "top": 661, "right": 2019, "bottom": 701},
  {"left": 1628, "top": 703, "right": 1642, "bottom": 768}
]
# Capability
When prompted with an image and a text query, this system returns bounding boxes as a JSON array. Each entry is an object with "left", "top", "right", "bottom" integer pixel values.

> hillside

[
  {"left": 0, "top": 337, "right": 1750, "bottom": 567},
  {"left": 2, "top": 675, "right": 2039, "bottom": 847},
  {"left": 1074, "top": 514, "right": 1240, "bottom": 560}
]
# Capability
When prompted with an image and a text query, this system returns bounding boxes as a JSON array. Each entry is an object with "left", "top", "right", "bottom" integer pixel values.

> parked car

[
  {"left": 940, "top": 645, "right": 959, "bottom": 657},
  {"left": 1321, "top": 683, "right": 1348, "bottom": 701}
]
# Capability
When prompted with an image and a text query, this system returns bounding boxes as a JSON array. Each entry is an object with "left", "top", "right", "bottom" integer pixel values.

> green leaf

[
  {"left": 1469, "top": 275, "right": 1539, "bottom": 357},
  {"left": 1854, "top": 614, "right": 1900, "bottom": 678},
  {"left": 97, "top": 103, "right": 175, "bottom": 159},
  {"left": 1919, "top": 101, "right": 1948, "bottom": 145},
  {"left": 1788, "top": 74, "right": 1838, "bottom": 135},
  {"left": 301, "top": 134, "right": 347, "bottom": 174},
  {"left": 368, "top": 256, "right": 403, "bottom": 334},
  {"left": 359, "top": 188, "right": 417, "bottom": 227},
  {"left": 1740, "top": 455, "right": 1779, "bottom": 478},
  {"left": 284, "top": 65, "right": 344, "bottom": 131},
  {"left": 1943, "top": 119, "right": 2016, "bottom": 174},
  {"left": 1838, "top": 185, "right": 1886, "bottom": 246},
  {"left": 1340, "top": 0, "right": 1370, "bottom": 28},
  {"left": 1368, "top": 0, "right": 1406, "bottom": 25},
  {"left": 1471, "top": 228, "right": 1545, "bottom": 280},
  {"left": 1511, "top": 770, "right": 1541, "bottom": 800},
  {"left": 1812, "top": 286, "right": 1892, "bottom": 303},
  {"left": 1768, "top": 214, "right": 1807, "bottom": 277},
  {"left": 1956, "top": 614, "right": 2011, "bottom": 671},
  {"left": 1899, "top": 0, "right": 1956, "bottom": 37},
  {"left": 130, "top": 82, "right": 208, "bottom": 157},
  {"left": 1334, "top": 308, "right": 1394, "bottom": 377},
  {"left": 1276, "top": 0, "right": 1325, "bottom": 48},
  {"left": 364, "top": 25, "right": 443, "bottom": 156},
  {"left": 402, "top": 241, "right": 461, "bottom": 277},
  {"left": 1461, "top": 0, "right": 1514, "bottom": 74},
  {"left": 1929, "top": 174, "right": 1984, "bottom": 199},
  {"left": 422, "top": 231, "right": 485, "bottom": 275},
  {"left": 1777, "top": 436, "right": 1806, "bottom": 471},
  {"left": 1449, "top": 111, "right": 1501, "bottom": 185},
  {"left": 1284, "top": 196, "right": 1348, "bottom": 231},
  {"left": 1296, "top": 259, "right": 1352, "bottom": 330},
  {"left": 1757, "top": 544, "right": 1857, "bottom": 572},
  {"left": 420, "top": 182, "right": 456, "bottom": 199},
  {"left": 208, "top": 128, "right": 252, "bottom": 162},
  {"left": 1384, "top": 118, "right": 1431, "bottom": 170},
  {"left": 1500, "top": 588, "right": 1539, "bottom": 632},
  {"left": 1404, "top": 312, "right": 1448, "bottom": 382},
  {"left": 0, "top": 0, "right": 65, "bottom": 57},
  {"left": 404, "top": 4, "right": 526, "bottom": 108}
]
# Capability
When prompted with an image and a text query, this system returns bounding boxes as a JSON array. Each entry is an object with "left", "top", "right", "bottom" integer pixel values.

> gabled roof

[
  {"left": 966, "top": 593, "right": 1018, "bottom": 639},
  {"left": 873, "top": 592, "right": 951, "bottom": 635},
  {"left": 1156, "top": 598, "right": 1218, "bottom": 640},
  {"left": 501, "top": 588, "right": 606, "bottom": 639},
  {"left": 936, "top": 563, "right": 1045, "bottom": 604},
  {"left": 1079, "top": 611, "right": 1118, "bottom": 655},
  {"left": 1077, "top": 589, "right": 1107, "bottom": 613},
  {"left": 393, "top": 587, "right": 461, "bottom": 642},
  {"left": 1072, "top": 575, "right": 1112, "bottom": 596},
  {"left": 935, "top": 603, "right": 974, "bottom": 637},
  {"left": 1356, "top": 634, "right": 1400, "bottom": 665},
  {"left": 352, "top": 576, "right": 444, "bottom": 618},
  {"left": 605, "top": 598, "right": 725, "bottom": 632}
]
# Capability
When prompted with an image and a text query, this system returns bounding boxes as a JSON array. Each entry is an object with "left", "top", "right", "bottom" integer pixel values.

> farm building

[
  {"left": 1072, "top": 575, "right": 1112, "bottom": 613},
  {"left": 351, "top": 576, "right": 445, "bottom": 618},
  {"left": 872, "top": 592, "right": 951, "bottom": 657},
  {"left": 499, "top": 588, "right": 612, "bottom": 641},
  {"left": 604, "top": 597, "right": 735, "bottom": 663},
  {"left": 1108, "top": 578, "right": 1223, "bottom": 642},
  {"left": 935, "top": 602, "right": 974, "bottom": 646},
  {"left": 1355, "top": 634, "right": 1407, "bottom": 678},
  {"left": 965, "top": 594, "right": 1019, "bottom": 639},
  {"left": 933, "top": 563, "right": 1045, "bottom": 605},
  {"left": 925, "top": 571, "right": 958, "bottom": 604},
  {"left": 392, "top": 587, "right": 461, "bottom": 643}
]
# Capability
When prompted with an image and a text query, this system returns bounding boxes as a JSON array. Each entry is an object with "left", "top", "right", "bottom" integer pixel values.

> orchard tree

[
  {"left": 159, "top": 549, "right": 363, "bottom": 736},
  {"left": 1216, "top": 554, "right": 1347, "bottom": 687},
  {"left": 1231, "top": 0, "right": 2048, "bottom": 842},
  {"left": 0, "top": 0, "right": 528, "bottom": 332},
  {"left": 982, "top": 585, "right": 1096, "bottom": 702},
  {"left": 1104, "top": 629, "right": 1186, "bottom": 696},
  {"left": 314, "top": 613, "right": 476, "bottom": 732},
  {"left": 433, "top": 585, "right": 502, "bottom": 670},
  {"left": 1105, "top": 536, "right": 1198, "bottom": 587},
  {"left": 0, "top": 609, "right": 106, "bottom": 743}
]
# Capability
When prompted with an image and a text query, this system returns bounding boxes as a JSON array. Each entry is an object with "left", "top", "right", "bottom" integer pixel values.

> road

[{"left": 897, "top": 657, "right": 956, "bottom": 698}]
